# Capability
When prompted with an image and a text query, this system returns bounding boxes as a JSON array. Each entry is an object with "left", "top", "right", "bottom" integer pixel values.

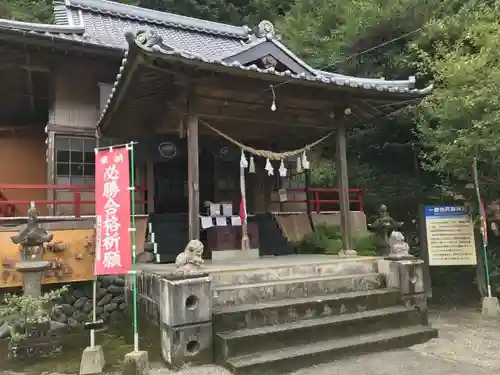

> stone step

[
  {"left": 224, "top": 325, "right": 438, "bottom": 375},
  {"left": 213, "top": 289, "right": 401, "bottom": 332},
  {"left": 210, "top": 257, "right": 378, "bottom": 286},
  {"left": 215, "top": 305, "right": 419, "bottom": 360},
  {"left": 214, "top": 273, "right": 385, "bottom": 307}
]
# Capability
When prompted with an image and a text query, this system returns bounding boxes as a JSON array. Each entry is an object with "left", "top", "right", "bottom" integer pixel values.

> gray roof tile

[
  {"left": 49, "top": 0, "right": 253, "bottom": 57},
  {"left": 65, "top": 0, "right": 251, "bottom": 38},
  {"left": 75, "top": 9, "right": 246, "bottom": 57}
]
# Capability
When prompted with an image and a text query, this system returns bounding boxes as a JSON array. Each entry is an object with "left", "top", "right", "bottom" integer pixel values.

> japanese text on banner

[{"left": 94, "top": 148, "right": 132, "bottom": 275}]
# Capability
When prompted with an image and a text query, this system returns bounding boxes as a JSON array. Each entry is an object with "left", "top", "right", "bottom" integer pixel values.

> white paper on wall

[
  {"left": 222, "top": 203, "right": 233, "bottom": 217},
  {"left": 215, "top": 216, "right": 227, "bottom": 226},
  {"left": 200, "top": 216, "right": 214, "bottom": 229},
  {"left": 210, "top": 203, "right": 221, "bottom": 216},
  {"left": 231, "top": 216, "right": 242, "bottom": 226}
]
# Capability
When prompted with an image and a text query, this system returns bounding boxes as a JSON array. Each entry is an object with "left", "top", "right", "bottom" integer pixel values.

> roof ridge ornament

[
  {"left": 134, "top": 28, "right": 161, "bottom": 48},
  {"left": 255, "top": 20, "right": 275, "bottom": 39},
  {"left": 132, "top": 29, "right": 172, "bottom": 50}
]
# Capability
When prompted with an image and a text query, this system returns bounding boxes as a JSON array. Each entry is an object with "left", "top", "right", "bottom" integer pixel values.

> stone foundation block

[
  {"left": 378, "top": 259, "right": 424, "bottom": 295},
  {"left": 161, "top": 274, "right": 212, "bottom": 326},
  {"left": 122, "top": 350, "right": 149, "bottom": 375},
  {"left": 482, "top": 296, "right": 500, "bottom": 318},
  {"left": 161, "top": 322, "right": 213, "bottom": 368},
  {"left": 79, "top": 345, "right": 105, "bottom": 375}
]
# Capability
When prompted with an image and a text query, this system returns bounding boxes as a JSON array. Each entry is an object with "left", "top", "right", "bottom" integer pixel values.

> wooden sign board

[
  {"left": 0, "top": 216, "right": 148, "bottom": 288},
  {"left": 0, "top": 229, "right": 95, "bottom": 288},
  {"left": 423, "top": 205, "right": 476, "bottom": 266}
]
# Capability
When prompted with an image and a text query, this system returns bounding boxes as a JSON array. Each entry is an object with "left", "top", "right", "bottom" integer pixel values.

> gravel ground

[{"left": 3, "top": 307, "right": 500, "bottom": 375}]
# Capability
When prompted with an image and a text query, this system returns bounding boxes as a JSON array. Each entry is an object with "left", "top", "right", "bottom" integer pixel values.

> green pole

[
  {"left": 472, "top": 157, "right": 492, "bottom": 298},
  {"left": 129, "top": 141, "right": 139, "bottom": 351}
]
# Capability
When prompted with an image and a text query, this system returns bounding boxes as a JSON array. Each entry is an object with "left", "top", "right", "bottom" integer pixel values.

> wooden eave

[
  {"left": 98, "top": 32, "right": 431, "bottom": 144},
  {"left": 0, "top": 36, "right": 120, "bottom": 127}
]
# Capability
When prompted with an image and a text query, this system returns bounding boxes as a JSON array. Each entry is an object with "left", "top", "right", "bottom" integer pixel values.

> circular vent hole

[
  {"left": 186, "top": 340, "right": 201, "bottom": 355},
  {"left": 185, "top": 295, "right": 199, "bottom": 310}
]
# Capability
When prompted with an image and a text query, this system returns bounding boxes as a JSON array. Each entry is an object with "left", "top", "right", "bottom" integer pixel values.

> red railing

[
  {"left": 273, "top": 187, "right": 365, "bottom": 212},
  {"left": 0, "top": 190, "right": 15, "bottom": 217},
  {"left": 0, "top": 184, "right": 147, "bottom": 217}
]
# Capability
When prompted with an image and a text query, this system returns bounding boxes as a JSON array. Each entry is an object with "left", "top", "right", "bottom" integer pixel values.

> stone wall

[{"left": 51, "top": 276, "right": 126, "bottom": 326}]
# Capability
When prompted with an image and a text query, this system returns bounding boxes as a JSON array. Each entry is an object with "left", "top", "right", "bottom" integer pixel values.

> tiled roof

[
  {"left": 53, "top": 0, "right": 251, "bottom": 57},
  {"left": 0, "top": 0, "right": 431, "bottom": 96},
  {"left": 98, "top": 29, "right": 433, "bottom": 129},
  {"left": 0, "top": 18, "right": 90, "bottom": 43}
]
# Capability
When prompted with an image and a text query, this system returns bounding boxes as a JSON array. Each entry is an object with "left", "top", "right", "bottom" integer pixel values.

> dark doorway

[{"left": 153, "top": 151, "right": 215, "bottom": 214}]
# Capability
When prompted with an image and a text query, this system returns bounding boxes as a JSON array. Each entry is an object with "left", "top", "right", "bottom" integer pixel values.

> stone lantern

[{"left": 10, "top": 202, "right": 52, "bottom": 297}]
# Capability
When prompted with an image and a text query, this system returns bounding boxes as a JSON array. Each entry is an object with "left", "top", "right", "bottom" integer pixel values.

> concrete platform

[{"left": 137, "top": 255, "right": 381, "bottom": 283}]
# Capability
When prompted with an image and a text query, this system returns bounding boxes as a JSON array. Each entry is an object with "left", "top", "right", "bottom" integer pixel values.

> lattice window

[{"left": 54, "top": 136, "right": 115, "bottom": 185}]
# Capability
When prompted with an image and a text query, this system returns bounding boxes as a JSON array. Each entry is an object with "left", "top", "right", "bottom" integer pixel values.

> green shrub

[
  {"left": 315, "top": 224, "right": 341, "bottom": 240},
  {"left": 294, "top": 225, "right": 383, "bottom": 256},
  {"left": 353, "top": 233, "right": 380, "bottom": 256},
  {"left": 294, "top": 225, "right": 343, "bottom": 254}
]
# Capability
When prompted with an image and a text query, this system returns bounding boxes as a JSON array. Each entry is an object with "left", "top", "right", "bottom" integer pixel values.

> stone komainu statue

[
  {"left": 388, "top": 231, "right": 411, "bottom": 258},
  {"left": 175, "top": 239, "right": 204, "bottom": 274}
]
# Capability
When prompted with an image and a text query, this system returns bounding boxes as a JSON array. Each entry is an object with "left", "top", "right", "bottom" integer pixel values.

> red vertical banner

[{"left": 94, "top": 148, "right": 132, "bottom": 275}]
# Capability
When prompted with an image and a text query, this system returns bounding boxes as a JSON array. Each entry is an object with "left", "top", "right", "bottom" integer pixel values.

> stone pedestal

[
  {"left": 123, "top": 350, "right": 149, "bottom": 375},
  {"left": 482, "top": 297, "right": 500, "bottom": 318},
  {"left": 378, "top": 258, "right": 430, "bottom": 326},
  {"left": 80, "top": 345, "right": 105, "bottom": 375},
  {"left": 378, "top": 259, "right": 424, "bottom": 295},
  {"left": 16, "top": 260, "right": 50, "bottom": 297},
  {"left": 160, "top": 274, "right": 213, "bottom": 368},
  {"left": 160, "top": 322, "right": 213, "bottom": 367},
  {"left": 161, "top": 274, "right": 212, "bottom": 327}
]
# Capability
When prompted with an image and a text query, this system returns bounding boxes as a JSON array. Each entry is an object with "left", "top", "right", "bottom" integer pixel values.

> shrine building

[{"left": 0, "top": 0, "right": 431, "bottom": 273}]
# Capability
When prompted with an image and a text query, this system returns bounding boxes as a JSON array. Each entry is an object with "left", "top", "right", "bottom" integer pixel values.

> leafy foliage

[
  {"left": 414, "top": 2, "right": 500, "bottom": 201},
  {"left": 294, "top": 225, "right": 343, "bottom": 255},
  {"left": 294, "top": 224, "right": 379, "bottom": 256},
  {"left": 138, "top": 0, "right": 294, "bottom": 26},
  {"left": 1, "top": 286, "right": 68, "bottom": 341},
  {"left": 1, "top": 0, "right": 53, "bottom": 23}
]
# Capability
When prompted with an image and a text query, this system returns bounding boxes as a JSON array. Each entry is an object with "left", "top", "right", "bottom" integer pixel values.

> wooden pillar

[
  {"left": 145, "top": 156, "right": 154, "bottom": 214},
  {"left": 336, "top": 122, "right": 354, "bottom": 253},
  {"left": 304, "top": 169, "right": 315, "bottom": 232},
  {"left": 187, "top": 104, "right": 200, "bottom": 240}
]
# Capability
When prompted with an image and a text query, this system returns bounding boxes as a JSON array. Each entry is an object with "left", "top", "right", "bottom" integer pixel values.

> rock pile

[{"left": 51, "top": 275, "right": 127, "bottom": 327}]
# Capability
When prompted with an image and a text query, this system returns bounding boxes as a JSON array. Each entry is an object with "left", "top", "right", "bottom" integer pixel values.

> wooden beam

[
  {"left": 187, "top": 96, "right": 200, "bottom": 240},
  {"left": 196, "top": 93, "right": 335, "bottom": 116},
  {"left": 191, "top": 97, "right": 333, "bottom": 130},
  {"left": 198, "top": 113, "right": 332, "bottom": 131},
  {"left": 335, "top": 121, "right": 354, "bottom": 253}
]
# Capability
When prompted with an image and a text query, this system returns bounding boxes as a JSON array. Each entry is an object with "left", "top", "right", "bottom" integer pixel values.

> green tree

[
  {"left": 413, "top": 2, "right": 500, "bottom": 201},
  {"left": 2, "top": 0, "right": 53, "bottom": 23},
  {"left": 277, "top": 0, "right": 445, "bottom": 219},
  {"left": 138, "top": 0, "right": 293, "bottom": 26}
]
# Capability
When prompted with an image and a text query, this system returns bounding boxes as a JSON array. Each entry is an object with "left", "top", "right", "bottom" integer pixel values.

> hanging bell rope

[{"left": 199, "top": 119, "right": 334, "bottom": 161}]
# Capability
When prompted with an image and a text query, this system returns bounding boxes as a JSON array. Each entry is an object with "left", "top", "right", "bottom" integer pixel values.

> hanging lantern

[
  {"left": 279, "top": 159, "right": 287, "bottom": 177},
  {"left": 240, "top": 149, "right": 248, "bottom": 169},
  {"left": 302, "top": 150, "right": 310, "bottom": 170},
  {"left": 265, "top": 158, "right": 274, "bottom": 176},
  {"left": 249, "top": 156, "right": 256, "bottom": 173},
  {"left": 296, "top": 156, "right": 303, "bottom": 173}
]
